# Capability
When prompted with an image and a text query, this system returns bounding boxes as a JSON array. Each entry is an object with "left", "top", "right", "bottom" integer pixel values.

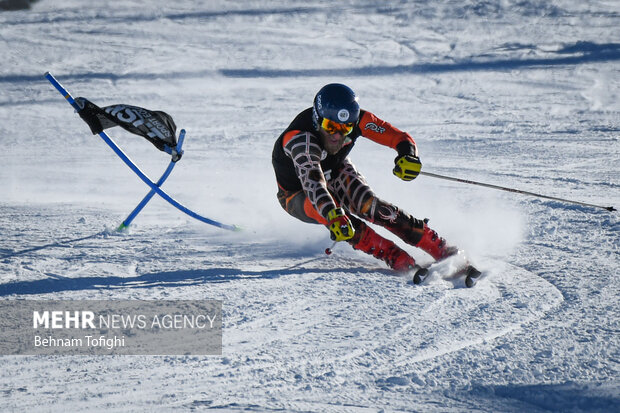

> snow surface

[{"left": 1, "top": 0, "right": 619, "bottom": 411}]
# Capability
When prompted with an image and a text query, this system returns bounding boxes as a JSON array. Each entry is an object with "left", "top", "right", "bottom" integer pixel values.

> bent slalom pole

[
  {"left": 420, "top": 171, "right": 616, "bottom": 212},
  {"left": 97, "top": 130, "right": 241, "bottom": 231},
  {"left": 118, "top": 129, "right": 186, "bottom": 231},
  {"left": 45, "top": 72, "right": 241, "bottom": 231}
]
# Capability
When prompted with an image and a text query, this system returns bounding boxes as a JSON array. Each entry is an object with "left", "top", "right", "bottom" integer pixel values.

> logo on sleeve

[{"left": 364, "top": 122, "right": 386, "bottom": 133}]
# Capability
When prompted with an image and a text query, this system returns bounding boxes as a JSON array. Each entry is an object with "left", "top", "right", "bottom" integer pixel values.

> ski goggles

[{"left": 321, "top": 118, "right": 355, "bottom": 136}]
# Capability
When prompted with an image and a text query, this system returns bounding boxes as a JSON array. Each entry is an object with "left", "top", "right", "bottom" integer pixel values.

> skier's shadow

[
  {"left": 0, "top": 230, "right": 388, "bottom": 296},
  {"left": 0, "top": 257, "right": 376, "bottom": 297}
]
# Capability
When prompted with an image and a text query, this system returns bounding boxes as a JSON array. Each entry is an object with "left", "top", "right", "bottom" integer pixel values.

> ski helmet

[{"left": 312, "top": 83, "right": 360, "bottom": 130}]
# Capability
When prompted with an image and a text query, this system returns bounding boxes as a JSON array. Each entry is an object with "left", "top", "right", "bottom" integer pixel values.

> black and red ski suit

[{"left": 272, "top": 107, "right": 430, "bottom": 250}]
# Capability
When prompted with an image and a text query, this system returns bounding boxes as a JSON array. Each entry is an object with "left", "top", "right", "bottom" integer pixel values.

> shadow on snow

[
  {"left": 0, "top": 260, "right": 374, "bottom": 296},
  {"left": 470, "top": 381, "right": 620, "bottom": 413},
  {"left": 0, "top": 5, "right": 327, "bottom": 25},
  {"left": 220, "top": 42, "right": 620, "bottom": 78},
  {"left": 1, "top": 229, "right": 390, "bottom": 296},
  {"left": 0, "top": 42, "right": 618, "bottom": 85}
]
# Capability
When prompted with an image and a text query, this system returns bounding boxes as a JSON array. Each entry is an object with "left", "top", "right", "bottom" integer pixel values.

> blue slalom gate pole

[
  {"left": 118, "top": 130, "right": 186, "bottom": 230},
  {"left": 45, "top": 71, "right": 82, "bottom": 111},
  {"left": 45, "top": 72, "right": 241, "bottom": 232}
]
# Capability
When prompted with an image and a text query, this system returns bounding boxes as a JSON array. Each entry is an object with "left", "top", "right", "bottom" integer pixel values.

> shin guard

[{"left": 349, "top": 221, "right": 416, "bottom": 272}]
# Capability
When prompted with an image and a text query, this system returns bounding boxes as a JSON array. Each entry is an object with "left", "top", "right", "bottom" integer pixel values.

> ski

[
  {"left": 412, "top": 266, "right": 430, "bottom": 285},
  {"left": 464, "top": 265, "right": 482, "bottom": 288},
  {"left": 412, "top": 255, "right": 482, "bottom": 288}
]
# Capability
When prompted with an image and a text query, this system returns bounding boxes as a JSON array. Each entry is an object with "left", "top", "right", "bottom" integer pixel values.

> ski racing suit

[{"left": 272, "top": 108, "right": 455, "bottom": 269}]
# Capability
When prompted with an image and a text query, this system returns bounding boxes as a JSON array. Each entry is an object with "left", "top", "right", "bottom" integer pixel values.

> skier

[{"left": 272, "top": 83, "right": 458, "bottom": 273}]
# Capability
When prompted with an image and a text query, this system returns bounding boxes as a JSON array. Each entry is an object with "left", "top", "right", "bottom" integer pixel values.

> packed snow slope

[{"left": 1, "top": 1, "right": 618, "bottom": 411}]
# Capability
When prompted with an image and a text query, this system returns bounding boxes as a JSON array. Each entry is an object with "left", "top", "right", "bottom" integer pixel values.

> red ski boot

[
  {"left": 351, "top": 223, "right": 416, "bottom": 272},
  {"left": 415, "top": 224, "right": 458, "bottom": 261}
]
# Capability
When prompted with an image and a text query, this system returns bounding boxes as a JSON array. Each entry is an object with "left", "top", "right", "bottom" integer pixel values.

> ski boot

[
  {"left": 350, "top": 223, "right": 416, "bottom": 272},
  {"left": 415, "top": 223, "right": 458, "bottom": 261},
  {"left": 412, "top": 223, "right": 459, "bottom": 284}
]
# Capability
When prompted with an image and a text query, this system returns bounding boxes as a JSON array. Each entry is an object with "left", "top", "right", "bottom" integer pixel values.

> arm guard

[{"left": 282, "top": 131, "right": 337, "bottom": 219}]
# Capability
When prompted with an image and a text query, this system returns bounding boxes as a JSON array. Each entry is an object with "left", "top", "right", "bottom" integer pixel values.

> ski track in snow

[
  {"left": 0, "top": 207, "right": 567, "bottom": 411},
  {"left": 1, "top": 1, "right": 619, "bottom": 412}
]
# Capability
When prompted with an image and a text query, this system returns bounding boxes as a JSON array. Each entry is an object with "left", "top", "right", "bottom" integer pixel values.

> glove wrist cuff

[{"left": 327, "top": 207, "right": 345, "bottom": 222}]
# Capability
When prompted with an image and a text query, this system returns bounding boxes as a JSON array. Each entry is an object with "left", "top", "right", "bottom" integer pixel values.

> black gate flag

[{"left": 75, "top": 97, "right": 177, "bottom": 152}]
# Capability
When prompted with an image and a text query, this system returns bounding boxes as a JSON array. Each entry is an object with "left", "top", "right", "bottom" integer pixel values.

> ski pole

[{"left": 420, "top": 171, "right": 616, "bottom": 212}]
